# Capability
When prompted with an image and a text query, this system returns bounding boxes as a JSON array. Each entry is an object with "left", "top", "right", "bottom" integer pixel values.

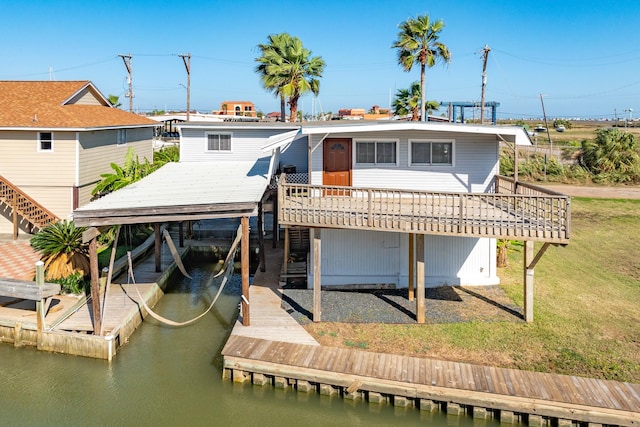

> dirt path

[{"left": 532, "top": 183, "right": 640, "bottom": 199}]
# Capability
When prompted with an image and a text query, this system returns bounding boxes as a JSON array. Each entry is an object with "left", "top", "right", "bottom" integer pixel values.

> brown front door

[{"left": 323, "top": 138, "right": 352, "bottom": 187}]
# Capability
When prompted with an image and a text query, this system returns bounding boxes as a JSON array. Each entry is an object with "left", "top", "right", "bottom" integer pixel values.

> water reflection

[{"left": 0, "top": 253, "right": 501, "bottom": 427}]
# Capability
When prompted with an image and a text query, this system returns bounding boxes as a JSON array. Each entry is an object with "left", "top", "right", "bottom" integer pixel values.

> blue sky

[{"left": 2, "top": 0, "right": 639, "bottom": 119}]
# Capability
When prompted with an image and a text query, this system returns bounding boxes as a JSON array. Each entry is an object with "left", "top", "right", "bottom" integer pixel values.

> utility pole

[
  {"left": 178, "top": 53, "right": 191, "bottom": 121},
  {"left": 480, "top": 45, "right": 490, "bottom": 125},
  {"left": 119, "top": 54, "right": 133, "bottom": 113},
  {"left": 540, "top": 94, "right": 553, "bottom": 157}
]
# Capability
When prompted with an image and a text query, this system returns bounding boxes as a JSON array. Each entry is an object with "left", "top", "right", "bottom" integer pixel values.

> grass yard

[{"left": 304, "top": 197, "right": 640, "bottom": 383}]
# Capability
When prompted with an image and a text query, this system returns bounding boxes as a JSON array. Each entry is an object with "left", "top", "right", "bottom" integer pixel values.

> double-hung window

[
  {"left": 38, "top": 132, "right": 53, "bottom": 152},
  {"left": 355, "top": 139, "right": 397, "bottom": 165},
  {"left": 206, "top": 133, "right": 232, "bottom": 152},
  {"left": 409, "top": 140, "right": 454, "bottom": 166}
]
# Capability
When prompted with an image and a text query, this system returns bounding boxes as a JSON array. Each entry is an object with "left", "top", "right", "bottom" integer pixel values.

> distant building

[
  {"left": 213, "top": 101, "right": 256, "bottom": 117},
  {"left": 338, "top": 105, "right": 391, "bottom": 121}
]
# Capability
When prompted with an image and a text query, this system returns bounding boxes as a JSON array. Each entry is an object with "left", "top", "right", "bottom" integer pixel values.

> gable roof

[{"left": 0, "top": 81, "right": 157, "bottom": 130}]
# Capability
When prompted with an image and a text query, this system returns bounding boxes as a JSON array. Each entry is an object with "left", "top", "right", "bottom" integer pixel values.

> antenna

[{"left": 119, "top": 54, "right": 133, "bottom": 113}]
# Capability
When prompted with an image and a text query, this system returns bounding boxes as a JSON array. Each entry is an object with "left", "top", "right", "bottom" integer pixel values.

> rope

[
  {"left": 127, "top": 225, "right": 243, "bottom": 327},
  {"left": 162, "top": 228, "right": 192, "bottom": 279}
]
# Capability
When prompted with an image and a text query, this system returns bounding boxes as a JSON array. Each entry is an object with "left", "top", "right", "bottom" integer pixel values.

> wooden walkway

[
  {"left": 230, "top": 241, "right": 318, "bottom": 346},
  {"left": 223, "top": 244, "right": 640, "bottom": 426}
]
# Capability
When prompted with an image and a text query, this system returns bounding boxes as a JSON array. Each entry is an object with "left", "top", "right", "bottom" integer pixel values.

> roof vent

[{"left": 33, "top": 114, "right": 38, "bottom": 122}]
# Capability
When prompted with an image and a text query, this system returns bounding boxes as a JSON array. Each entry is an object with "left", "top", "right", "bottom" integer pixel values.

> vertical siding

[{"left": 309, "top": 230, "right": 499, "bottom": 288}]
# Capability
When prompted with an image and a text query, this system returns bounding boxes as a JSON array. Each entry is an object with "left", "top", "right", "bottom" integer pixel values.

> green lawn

[{"left": 305, "top": 197, "right": 640, "bottom": 382}]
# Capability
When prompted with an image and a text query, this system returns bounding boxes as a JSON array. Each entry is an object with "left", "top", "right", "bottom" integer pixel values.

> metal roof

[
  {"left": 73, "top": 159, "right": 273, "bottom": 226},
  {"left": 261, "top": 121, "right": 532, "bottom": 152}
]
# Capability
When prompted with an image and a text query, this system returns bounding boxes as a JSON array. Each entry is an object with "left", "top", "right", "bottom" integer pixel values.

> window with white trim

[
  {"left": 117, "top": 129, "right": 127, "bottom": 145},
  {"left": 409, "top": 140, "right": 453, "bottom": 166},
  {"left": 355, "top": 140, "right": 397, "bottom": 165},
  {"left": 206, "top": 133, "right": 232, "bottom": 152},
  {"left": 38, "top": 132, "right": 53, "bottom": 151}
]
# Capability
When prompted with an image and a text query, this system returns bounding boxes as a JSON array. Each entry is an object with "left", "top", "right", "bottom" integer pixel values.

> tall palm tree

[
  {"left": 392, "top": 14, "right": 451, "bottom": 122},
  {"left": 255, "top": 33, "right": 325, "bottom": 122}
]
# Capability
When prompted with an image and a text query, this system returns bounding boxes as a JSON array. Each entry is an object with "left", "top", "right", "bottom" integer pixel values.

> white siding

[
  {"left": 180, "top": 127, "right": 285, "bottom": 163},
  {"left": 308, "top": 229, "right": 499, "bottom": 288},
  {"left": 309, "top": 130, "right": 498, "bottom": 193},
  {"left": 278, "top": 136, "right": 308, "bottom": 173}
]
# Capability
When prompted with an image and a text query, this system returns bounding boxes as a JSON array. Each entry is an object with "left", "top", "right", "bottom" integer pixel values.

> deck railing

[
  {"left": 277, "top": 174, "right": 570, "bottom": 243},
  {"left": 0, "top": 175, "right": 60, "bottom": 235}
]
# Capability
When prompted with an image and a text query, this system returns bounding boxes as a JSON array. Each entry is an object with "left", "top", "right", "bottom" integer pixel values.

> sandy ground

[{"left": 533, "top": 183, "right": 640, "bottom": 199}]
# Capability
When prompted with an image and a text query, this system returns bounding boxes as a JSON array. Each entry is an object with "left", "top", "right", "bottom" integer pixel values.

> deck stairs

[{"left": 0, "top": 175, "right": 60, "bottom": 237}]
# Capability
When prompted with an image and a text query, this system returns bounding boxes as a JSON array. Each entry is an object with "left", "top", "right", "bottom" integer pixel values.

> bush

[
  {"left": 50, "top": 271, "right": 86, "bottom": 295},
  {"left": 580, "top": 128, "right": 640, "bottom": 183}
]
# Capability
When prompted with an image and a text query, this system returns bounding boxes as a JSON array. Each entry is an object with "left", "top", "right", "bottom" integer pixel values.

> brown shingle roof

[{"left": 0, "top": 81, "right": 157, "bottom": 129}]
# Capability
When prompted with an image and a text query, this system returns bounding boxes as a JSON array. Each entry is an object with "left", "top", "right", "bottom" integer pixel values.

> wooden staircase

[{"left": 0, "top": 175, "right": 60, "bottom": 239}]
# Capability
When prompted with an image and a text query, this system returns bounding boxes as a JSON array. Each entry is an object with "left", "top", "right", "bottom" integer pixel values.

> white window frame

[
  {"left": 38, "top": 132, "right": 53, "bottom": 152},
  {"left": 354, "top": 138, "right": 399, "bottom": 166},
  {"left": 205, "top": 132, "right": 233, "bottom": 153},
  {"left": 408, "top": 139, "right": 455, "bottom": 167},
  {"left": 117, "top": 129, "right": 127, "bottom": 146}
]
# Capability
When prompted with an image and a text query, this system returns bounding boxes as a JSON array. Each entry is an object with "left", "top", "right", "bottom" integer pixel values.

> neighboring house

[
  {"left": 214, "top": 101, "right": 256, "bottom": 117},
  {"left": 0, "top": 80, "right": 157, "bottom": 237}
]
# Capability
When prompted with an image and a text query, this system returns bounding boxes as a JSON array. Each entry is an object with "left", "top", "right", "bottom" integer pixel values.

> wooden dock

[
  {"left": 222, "top": 244, "right": 640, "bottom": 426},
  {"left": 0, "top": 230, "right": 193, "bottom": 359},
  {"left": 230, "top": 241, "right": 317, "bottom": 346}
]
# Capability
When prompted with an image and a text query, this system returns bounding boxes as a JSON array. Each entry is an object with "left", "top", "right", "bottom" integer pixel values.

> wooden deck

[
  {"left": 223, "top": 243, "right": 639, "bottom": 426},
  {"left": 230, "top": 241, "right": 318, "bottom": 346},
  {"left": 223, "top": 335, "right": 640, "bottom": 425},
  {"left": 278, "top": 175, "right": 570, "bottom": 244},
  {"left": 0, "top": 230, "right": 192, "bottom": 358}
]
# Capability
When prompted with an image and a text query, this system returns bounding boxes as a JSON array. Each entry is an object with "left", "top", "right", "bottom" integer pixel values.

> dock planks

[
  {"left": 223, "top": 335, "right": 640, "bottom": 425},
  {"left": 222, "top": 244, "right": 640, "bottom": 425}
]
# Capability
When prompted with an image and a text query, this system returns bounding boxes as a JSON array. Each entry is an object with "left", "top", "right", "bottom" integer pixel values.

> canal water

[{"left": 0, "top": 253, "right": 504, "bottom": 427}]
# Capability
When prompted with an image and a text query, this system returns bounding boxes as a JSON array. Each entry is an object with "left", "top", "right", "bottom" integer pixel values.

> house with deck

[
  {"left": 174, "top": 121, "right": 570, "bottom": 323},
  {"left": 74, "top": 120, "right": 570, "bottom": 327},
  {"left": 0, "top": 80, "right": 157, "bottom": 238}
]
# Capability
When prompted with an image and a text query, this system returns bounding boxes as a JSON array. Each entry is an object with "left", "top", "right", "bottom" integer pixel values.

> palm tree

[
  {"left": 255, "top": 33, "right": 326, "bottom": 122},
  {"left": 393, "top": 82, "right": 421, "bottom": 120},
  {"left": 393, "top": 82, "right": 441, "bottom": 121},
  {"left": 30, "top": 220, "right": 90, "bottom": 281},
  {"left": 392, "top": 14, "right": 451, "bottom": 122}
]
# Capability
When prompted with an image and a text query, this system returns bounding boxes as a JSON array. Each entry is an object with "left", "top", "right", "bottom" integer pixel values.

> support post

[
  {"left": 416, "top": 234, "right": 425, "bottom": 323},
  {"left": 241, "top": 216, "right": 250, "bottom": 326},
  {"left": 154, "top": 223, "right": 161, "bottom": 273},
  {"left": 283, "top": 227, "right": 290, "bottom": 275},
  {"left": 272, "top": 193, "right": 278, "bottom": 248},
  {"left": 312, "top": 228, "right": 321, "bottom": 322},
  {"left": 89, "top": 237, "right": 102, "bottom": 335},
  {"left": 35, "top": 261, "right": 45, "bottom": 344},
  {"left": 524, "top": 240, "right": 534, "bottom": 322},
  {"left": 408, "top": 234, "right": 415, "bottom": 301},
  {"left": 257, "top": 202, "right": 266, "bottom": 272},
  {"left": 178, "top": 222, "right": 184, "bottom": 248}
]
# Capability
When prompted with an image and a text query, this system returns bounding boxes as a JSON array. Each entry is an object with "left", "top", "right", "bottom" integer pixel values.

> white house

[{"left": 75, "top": 120, "right": 570, "bottom": 324}]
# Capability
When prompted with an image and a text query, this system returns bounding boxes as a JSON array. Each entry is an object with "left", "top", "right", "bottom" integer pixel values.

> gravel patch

[{"left": 281, "top": 285, "right": 523, "bottom": 325}]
